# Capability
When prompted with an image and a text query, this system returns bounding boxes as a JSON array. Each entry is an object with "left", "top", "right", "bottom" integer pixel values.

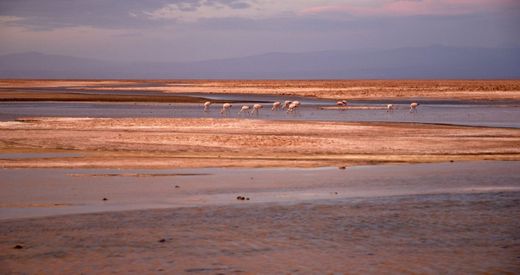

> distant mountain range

[{"left": 1, "top": 45, "right": 519, "bottom": 79}]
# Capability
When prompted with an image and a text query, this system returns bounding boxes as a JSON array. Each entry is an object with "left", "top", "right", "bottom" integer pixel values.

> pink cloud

[{"left": 300, "top": 0, "right": 520, "bottom": 17}]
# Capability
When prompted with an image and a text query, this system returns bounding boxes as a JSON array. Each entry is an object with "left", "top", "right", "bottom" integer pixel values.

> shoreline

[{"left": 1, "top": 79, "right": 520, "bottom": 102}]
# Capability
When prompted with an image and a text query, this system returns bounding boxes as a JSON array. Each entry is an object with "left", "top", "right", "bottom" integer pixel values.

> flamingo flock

[{"left": 202, "top": 100, "right": 420, "bottom": 116}]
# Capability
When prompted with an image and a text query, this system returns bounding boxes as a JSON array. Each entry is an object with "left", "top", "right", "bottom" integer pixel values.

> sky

[{"left": 0, "top": 0, "right": 519, "bottom": 62}]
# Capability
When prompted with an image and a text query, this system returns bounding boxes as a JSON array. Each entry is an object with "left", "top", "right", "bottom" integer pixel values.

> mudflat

[
  {"left": 1, "top": 79, "right": 520, "bottom": 101},
  {"left": 1, "top": 117, "right": 519, "bottom": 169}
]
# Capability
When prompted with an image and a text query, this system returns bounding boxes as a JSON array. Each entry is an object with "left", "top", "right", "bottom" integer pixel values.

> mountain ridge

[{"left": 1, "top": 46, "right": 519, "bottom": 79}]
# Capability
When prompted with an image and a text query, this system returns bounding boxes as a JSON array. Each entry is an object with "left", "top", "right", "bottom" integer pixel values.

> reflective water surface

[
  {"left": 2, "top": 98, "right": 520, "bottom": 128},
  {"left": 1, "top": 162, "right": 519, "bottom": 274}
]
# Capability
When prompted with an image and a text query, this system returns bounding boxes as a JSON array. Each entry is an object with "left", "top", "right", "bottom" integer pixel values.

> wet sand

[
  {"left": 1, "top": 117, "right": 519, "bottom": 169},
  {"left": 0, "top": 89, "right": 208, "bottom": 103},
  {"left": 2, "top": 79, "right": 520, "bottom": 101}
]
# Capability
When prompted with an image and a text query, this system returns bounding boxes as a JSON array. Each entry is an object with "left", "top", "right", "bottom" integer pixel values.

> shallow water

[
  {"left": 1, "top": 99, "right": 520, "bottom": 128},
  {"left": 1, "top": 161, "right": 519, "bottom": 220},
  {"left": 1, "top": 175, "right": 519, "bottom": 274}
]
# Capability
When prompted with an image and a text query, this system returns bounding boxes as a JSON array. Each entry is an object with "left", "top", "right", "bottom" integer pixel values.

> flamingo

[
  {"left": 220, "top": 103, "right": 232, "bottom": 115},
  {"left": 336, "top": 100, "right": 347, "bottom": 106},
  {"left": 386, "top": 104, "right": 394, "bottom": 112},
  {"left": 282, "top": 100, "right": 292, "bottom": 109},
  {"left": 409, "top": 102, "right": 419, "bottom": 113},
  {"left": 287, "top": 102, "right": 299, "bottom": 113},
  {"left": 251, "top": 104, "right": 263, "bottom": 116},
  {"left": 238, "top": 105, "right": 251, "bottom": 115},
  {"left": 272, "top": 101, "right": 281, "bottom": 111},
  {"left": 203, "top": 101, "right": 212, "bottom": 112}
]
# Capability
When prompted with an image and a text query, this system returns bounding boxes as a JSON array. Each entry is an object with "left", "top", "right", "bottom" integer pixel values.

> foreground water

[
  {"left": 1, "top": 162, "right": 519, "bottom": 273},
  {"left": 1, "top": 161, "right": 519, "bottom": 220}
]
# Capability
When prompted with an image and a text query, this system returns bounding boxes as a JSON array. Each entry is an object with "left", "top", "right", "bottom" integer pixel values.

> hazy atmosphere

[
  {"left": 1, "top": 2, "right": 520, "bottom": 274},
  {"left": 1, "top": 0, "right": 519, "bottom": 62}
]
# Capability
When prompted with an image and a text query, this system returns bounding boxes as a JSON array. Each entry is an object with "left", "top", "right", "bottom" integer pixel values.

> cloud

[
  {"left": 300, "top": 0, "right": 520, "bottom": 17},
  {"left": 1, "top": 0, "right": 519, "bottom": 62},
  {"left": 145, "top": 0, "right": 254, "bottom": 21},
  {"left": 0, "top": 0, "right": 256, "bottom": 29},
  {"left": 2, "top": 0, "right": 519, "bottom": 31},
  {"left": 0, "top": 15, "right": 24, "bottom": 26}
]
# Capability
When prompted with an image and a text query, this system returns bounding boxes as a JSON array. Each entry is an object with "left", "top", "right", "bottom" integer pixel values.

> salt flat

[{"left": 1, "top": 80, "right": 519, "bottom": 274}]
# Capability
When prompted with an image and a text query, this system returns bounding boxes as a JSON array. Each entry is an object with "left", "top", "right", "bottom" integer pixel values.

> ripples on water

[{"left": 1, "top": 191, "right": 518, "bottom": 273}]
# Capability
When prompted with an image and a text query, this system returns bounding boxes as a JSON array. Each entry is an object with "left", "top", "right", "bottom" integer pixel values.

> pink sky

[
  {"left": 0, "top": 0, "right": 518, "bottom": 62},
  {"left": 301, "top": 0, "right": 520, "bottom": 17}
]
